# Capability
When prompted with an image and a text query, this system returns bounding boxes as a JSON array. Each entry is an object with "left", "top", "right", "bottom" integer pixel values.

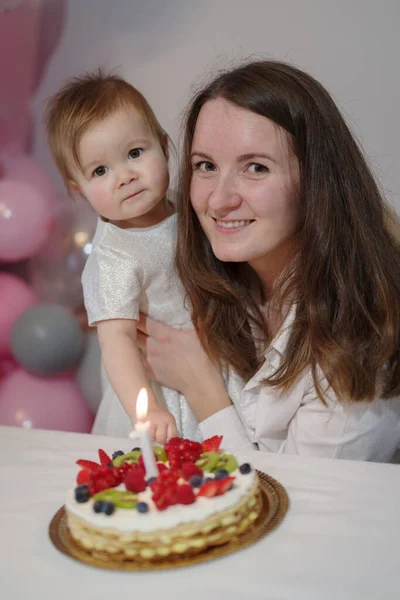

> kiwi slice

[
  {"left": 195, "top": 451, "right": 220, "bottom": 473},
  {"left": 94, "top": 489, "right": 137, "bottom": 509},
  {"left": 153, "top": 446, "right": 167, "bottom": 462},
  {"left": 216, "top": 453, "right": 239, "bottom": 473},
  {"left": 113, "top": 450, "right": 141, "bottom": 467}
]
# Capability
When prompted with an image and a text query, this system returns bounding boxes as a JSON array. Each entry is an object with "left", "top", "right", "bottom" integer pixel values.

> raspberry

[
  {"left": 124, "top": 467, "right": 146, "bottom": 492},
  {"left": 164, "top": 486, "right": 179, "bottom": 506},
  {"left": 176, "top": 484, "right": 196, "bottom": 505},
  {"left": 181, "top": 462, "right": 203, "bottom": 481}
]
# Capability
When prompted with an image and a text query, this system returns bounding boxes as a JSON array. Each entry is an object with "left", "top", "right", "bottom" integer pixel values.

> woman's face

[{"left": 190, "top": 97, "right": 300, "bottom": 286}]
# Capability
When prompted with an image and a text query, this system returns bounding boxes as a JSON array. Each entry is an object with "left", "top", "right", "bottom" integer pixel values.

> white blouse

[{"left": 199, "top": 307, "right": 400, "bottom": 462}]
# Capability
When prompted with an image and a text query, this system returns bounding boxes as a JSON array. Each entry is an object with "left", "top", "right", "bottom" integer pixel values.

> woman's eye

[
  {"left": 247, "top": 163, "right": 269, "bottom": 175},
  {"left": 93, "top": 166, "right": 108, "bottom": 177},
  {"left": 128, "top": 148, "right": 143, "bottom": 159},
  {"left": 194, "top": 161, "right": 216, "bottom": 172}
]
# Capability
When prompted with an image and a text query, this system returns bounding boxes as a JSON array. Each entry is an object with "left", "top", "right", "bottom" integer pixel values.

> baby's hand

[{"left": 145, "top": 405, "right": 178, "bottom": 444}]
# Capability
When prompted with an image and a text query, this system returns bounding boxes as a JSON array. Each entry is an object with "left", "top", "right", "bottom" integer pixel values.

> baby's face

[{"left": 70, "top": 105, "right": 169, "bottom": 226}]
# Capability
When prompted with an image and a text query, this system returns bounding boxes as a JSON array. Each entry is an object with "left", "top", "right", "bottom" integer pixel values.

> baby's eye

[
  {"left": 128, "top": 148, "right": 143, "bottom": 159},
  {"left": 93, "top": 166, "right": 108, "bottom": 177},
  {"left": 194, "top": 161, "right": 216, "bottom": 172},
  {"left": 247, "top": 163, "right": 269, "bottom": 175}
]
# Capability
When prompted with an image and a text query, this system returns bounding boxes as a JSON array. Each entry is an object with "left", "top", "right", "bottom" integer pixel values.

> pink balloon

[
  {"left": 0, "top": 179, "right": 52, "bottom": 261},
  {"left": 0, "top": 368, "right": 94, "bottom": 432},
  {"left": 0, "top": 273, "right": 37, "bottom": 357},
  {"left": 0, "top": 356, "right": 18, "bottom": 381},
  {"left": 0, "top": 153, "right": 57, "bottom": 207}
]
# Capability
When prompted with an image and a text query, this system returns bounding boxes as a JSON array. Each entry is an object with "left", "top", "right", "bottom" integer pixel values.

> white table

[{"left": 1, "top": 426, "right": 399, "bottom": 600}]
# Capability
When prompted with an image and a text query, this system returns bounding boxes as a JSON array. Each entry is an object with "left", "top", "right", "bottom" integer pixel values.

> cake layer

[{"left": 66, "top": 468, "right": 257, "bottom": 533}]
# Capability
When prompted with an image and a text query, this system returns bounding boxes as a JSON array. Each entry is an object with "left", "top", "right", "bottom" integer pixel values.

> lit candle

[{"left": 129, "top": 388, "right": 158, "bottom": 479}]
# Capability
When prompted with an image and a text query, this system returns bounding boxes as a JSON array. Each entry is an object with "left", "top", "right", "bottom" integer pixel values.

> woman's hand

[{"left": 136, "top": 315, "right": 232, "bottom": 422}]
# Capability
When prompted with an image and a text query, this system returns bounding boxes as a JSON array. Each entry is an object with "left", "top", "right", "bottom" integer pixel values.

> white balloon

[{"left": 75, "top": 331, "right": 102, "bottom": 413}]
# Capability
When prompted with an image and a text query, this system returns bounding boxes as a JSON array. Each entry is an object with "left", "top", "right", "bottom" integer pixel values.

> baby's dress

[{"left": 82, "top": 213, "right": 199, "bottom": 440}]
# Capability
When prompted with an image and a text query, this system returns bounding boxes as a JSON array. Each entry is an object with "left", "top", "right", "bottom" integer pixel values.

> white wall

[{"left": 32, "top": 0, "right": 400, "bottom": 211}]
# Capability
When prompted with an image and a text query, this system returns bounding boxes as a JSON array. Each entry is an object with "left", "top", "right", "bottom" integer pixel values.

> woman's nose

[{"left": 208, "top": 175, "right": 242, "bottom": 214}]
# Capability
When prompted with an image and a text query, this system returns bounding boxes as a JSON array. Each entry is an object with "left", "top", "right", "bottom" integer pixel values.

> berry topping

[
  {"left": 98, "top": 449, "right": 112, "bottom": 466},
  {"left": 93, "top": 500, "right": 104, "bottom": 513},
  {"left": 147, "top": 476, "right": 157, "bottom": 486},
  {"left": 215, "top": 469, "right": 229, "bottom": 480},
  {"left": 176, "top": 484, "right": 196, "bottom": 505},
  {"left": 76, "top": 468, "right": 90, "bottom": 485},
  {"left": 198, "top": 476, "right": 235, "bottom": 498},
  {"left": 131, "top": 447, "right": 140, "bottom": 452},
  {"left": 76, "top": 459, "right": 99, "bottom": 470},
  {"left": 181, "top": 462, "right": 203, "bottom": 481},
  {"left": 201, "top": 435, "right": 223, "bottom": 453},
  {"left": 74, "top": 484, "right": 90, "bottom": 503},
  {"left": 124, "top": 466, "right": 146, "bottom": 493},
  {"left": 103, "top": 501, "right": 115, "bottom": 516},
  {"left": 112, "top": 450, "right": 124, "bottom": 460},
  {"left": 239, "top": 463, "right": 252, "bottom": 474},
  {"left": 189, "top": 474, "right": 203, "bottom": 488},
  {"left": 136, "top": 502, "right": 149, "bottom": 513}
]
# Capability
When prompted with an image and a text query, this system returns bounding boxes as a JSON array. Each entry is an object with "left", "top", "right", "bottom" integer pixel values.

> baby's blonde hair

[{"left": 45, "top": 70, "right": 167, "bottom": 192}]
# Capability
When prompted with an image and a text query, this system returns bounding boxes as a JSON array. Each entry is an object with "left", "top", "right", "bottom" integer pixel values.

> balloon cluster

[{"left": 0, "top": 136, "right": 100, "bottom": 433}]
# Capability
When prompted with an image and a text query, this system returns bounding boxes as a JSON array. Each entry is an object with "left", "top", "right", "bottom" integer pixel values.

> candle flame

[{"left": 136, "top": 388, "right": 148, "bottom": 421}]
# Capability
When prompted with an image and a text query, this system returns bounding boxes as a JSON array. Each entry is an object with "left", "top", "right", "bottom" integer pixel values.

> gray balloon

[
  {"left": 75, "top": 331, "right": 102, "bottom": 413},
  {"left": 11, "top": 303, "right": 84, "bottom": 375}
]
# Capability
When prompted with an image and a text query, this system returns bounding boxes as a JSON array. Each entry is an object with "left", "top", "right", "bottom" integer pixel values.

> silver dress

[{"left": 82, "top": 213, "right": 199, "bottom": 440}]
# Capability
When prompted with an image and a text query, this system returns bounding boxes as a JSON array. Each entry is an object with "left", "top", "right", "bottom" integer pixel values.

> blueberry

[
  {"left": 239, "top": 463, "right": 252, "bottom": 474},
  {"left": 93, "top": 500, "right": 104, "bottom": 513},
  {"left": 112, "top": 450, "right": 124, "bottom": 460},
  {"left": 147, "top": 477, "right": 156, "bottom": 486},
  {"left": 103, "top": 502, "right": 115, "bottom": 516},
  {"left": 131, "top": 447, "right": 140, "bottom": 452},
  {"left": 214, "top": 469, "right": 229, "bottom": 480},
  {"left": 74, "top": 484, "right": 90, "bottom": 503},
  {"left": 205, "top": 477, "right": 214, "bottom": 482},
  {"left": 189, "top": 475, "right": 203, "bottom": 488},
  {"left": 137, "top": 502, "right": 149, "bottom": 513}
]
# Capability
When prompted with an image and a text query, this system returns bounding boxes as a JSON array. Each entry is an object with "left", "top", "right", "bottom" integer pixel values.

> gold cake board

[{"left": 49, "top": 471, "right": 289, "bottom": 570}]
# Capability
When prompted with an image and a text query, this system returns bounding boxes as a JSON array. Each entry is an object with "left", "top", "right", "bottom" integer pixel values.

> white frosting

[{"left": 66, "top": 468, "right": 256, "bottom": 533}]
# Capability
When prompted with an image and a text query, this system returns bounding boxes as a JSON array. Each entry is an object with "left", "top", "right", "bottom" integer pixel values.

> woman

[{"left": 137, "top": 60, "right": 400, "bottom": 461}]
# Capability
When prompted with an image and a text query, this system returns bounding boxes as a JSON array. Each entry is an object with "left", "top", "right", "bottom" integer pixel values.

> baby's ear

[{"left": 68, "top": 180, "right": 81, "bottom": 194}]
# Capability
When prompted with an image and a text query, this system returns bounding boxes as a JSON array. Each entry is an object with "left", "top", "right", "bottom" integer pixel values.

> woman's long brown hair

[{"left": 176, "top": 60, "right": 400, "bottom": 403}]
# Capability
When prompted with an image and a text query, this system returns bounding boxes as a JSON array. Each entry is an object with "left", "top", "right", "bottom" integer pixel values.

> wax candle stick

[{"left": 129, "top": 388, "right": 158, "bottom": 479}]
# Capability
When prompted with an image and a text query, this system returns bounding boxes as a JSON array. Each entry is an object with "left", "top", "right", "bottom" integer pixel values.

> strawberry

[
  {"left": 76, "top": 459, "right": 99, "bottom": 470},
  {"left": 201, "top": 435, "right": 223, "bottom": 453},
  {"left": 176, "top": 484, "right": 196, "bottom": 505},
  {"left": 197, "top": 479, "right": 219, "bottom": 498},
  {"left": 181, "top": 462, "right": 203, "bottom": 481},
  {"left": 217, "top": 476, "right": 235, "bottom": 494},
  {"left": 98, "top": 449, "right": 112, "bottom": 466},
  {"left": 76, "top": 468, "right": 90, "bottom": 485}
]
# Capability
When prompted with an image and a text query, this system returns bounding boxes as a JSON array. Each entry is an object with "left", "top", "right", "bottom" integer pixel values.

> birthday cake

[{"left": 65, "top": 436, "right": 262, "bottom": 563}]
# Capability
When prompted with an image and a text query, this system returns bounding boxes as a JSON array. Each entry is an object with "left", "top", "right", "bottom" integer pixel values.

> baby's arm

[{"left": 97, "top": 318, "right": 178, "bottom": 443}]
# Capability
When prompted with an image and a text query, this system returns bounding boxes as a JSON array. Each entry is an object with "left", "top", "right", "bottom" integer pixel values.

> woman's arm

[
  {"left": 136, "top": 315, "right": 257, "bottom": 450},
  {"left": 97, "top": 319, "right": 178, "bottom": 442}
]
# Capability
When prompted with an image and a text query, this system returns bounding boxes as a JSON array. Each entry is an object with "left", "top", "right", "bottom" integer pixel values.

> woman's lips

[{"left": 213, "top": 218, "right": 254, "bottom": 233}]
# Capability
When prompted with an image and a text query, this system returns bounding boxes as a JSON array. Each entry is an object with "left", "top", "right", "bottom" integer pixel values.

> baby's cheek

[{"left": 90, "top": 187, "right": 113, "bottom": 209}]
